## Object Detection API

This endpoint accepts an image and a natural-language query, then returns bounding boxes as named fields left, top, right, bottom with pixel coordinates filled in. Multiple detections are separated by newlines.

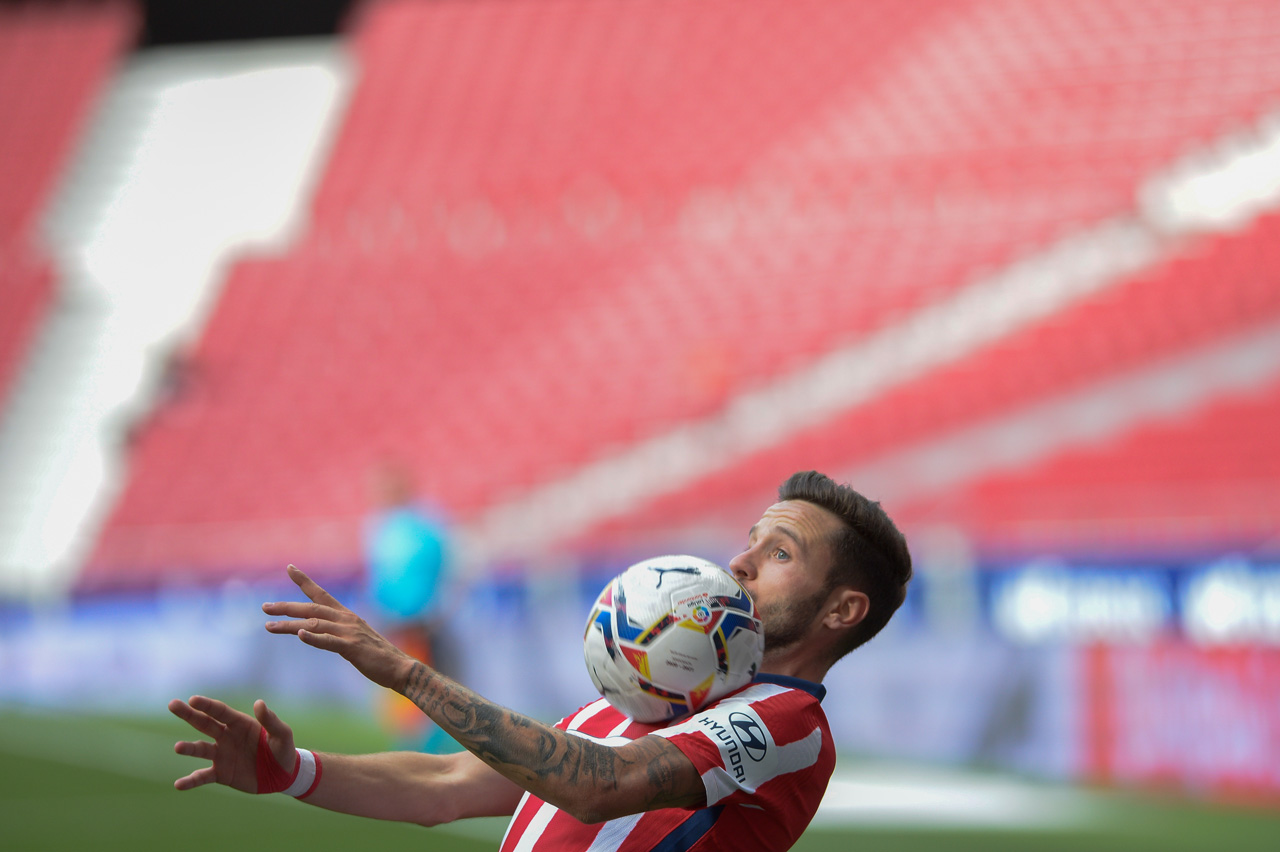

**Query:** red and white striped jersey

left=498, top=674, right=834, bottom=852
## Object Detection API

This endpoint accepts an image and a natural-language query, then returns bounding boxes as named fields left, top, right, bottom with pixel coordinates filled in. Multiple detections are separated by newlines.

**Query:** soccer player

left=170, top=470, right=912, bottom=851
left=362, top=459, right=457, bottom=752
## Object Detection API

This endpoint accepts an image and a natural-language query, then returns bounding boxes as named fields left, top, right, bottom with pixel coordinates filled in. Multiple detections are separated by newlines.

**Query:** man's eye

left=774, top=548, right=789, bottom=560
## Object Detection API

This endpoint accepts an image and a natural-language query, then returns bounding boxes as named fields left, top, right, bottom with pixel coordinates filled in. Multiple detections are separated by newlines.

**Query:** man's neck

left=760, top=652, right=829, bottom=684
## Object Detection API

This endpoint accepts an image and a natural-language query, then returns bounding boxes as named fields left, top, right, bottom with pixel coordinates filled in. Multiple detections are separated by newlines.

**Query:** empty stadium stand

left=83, top=0, right=1280, bottom=587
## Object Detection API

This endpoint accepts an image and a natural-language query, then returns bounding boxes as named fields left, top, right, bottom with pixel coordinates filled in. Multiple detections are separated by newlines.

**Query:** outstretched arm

left=264, top=565, right=707, bottom=824
left=169, top=694, right=523, bottom=826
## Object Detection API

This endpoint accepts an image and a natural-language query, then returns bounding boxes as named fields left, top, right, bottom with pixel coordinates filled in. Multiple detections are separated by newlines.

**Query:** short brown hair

left=778, top=470, right=912, bottom=658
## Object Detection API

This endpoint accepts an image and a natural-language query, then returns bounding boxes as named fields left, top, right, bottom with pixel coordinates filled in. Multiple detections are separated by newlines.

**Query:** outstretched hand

left=170, top=696, right=295, bottom=792
left=263, top=564, right=416, bottom=691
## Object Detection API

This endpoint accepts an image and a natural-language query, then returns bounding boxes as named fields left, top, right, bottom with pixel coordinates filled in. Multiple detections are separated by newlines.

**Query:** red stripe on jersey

left=499, top=793, right=541, bottom=852
left=567, top=699, right=667, bottom=740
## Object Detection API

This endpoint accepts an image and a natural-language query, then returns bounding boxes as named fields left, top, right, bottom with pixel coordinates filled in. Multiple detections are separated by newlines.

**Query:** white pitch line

left=814, top=762, right=1106, bottom=829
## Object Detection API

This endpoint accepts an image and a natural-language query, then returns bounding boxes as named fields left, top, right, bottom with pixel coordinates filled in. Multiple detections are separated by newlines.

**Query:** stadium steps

left=0, top=297, right=125, bottom=595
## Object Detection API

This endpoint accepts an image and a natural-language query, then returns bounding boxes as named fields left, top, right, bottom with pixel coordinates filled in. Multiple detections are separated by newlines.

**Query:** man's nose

left=728, top=549, right=756, bottom=582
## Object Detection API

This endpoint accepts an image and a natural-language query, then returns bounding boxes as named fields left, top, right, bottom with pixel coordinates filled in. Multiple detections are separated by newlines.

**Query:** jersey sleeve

left=650, top=684, right=828, bottom=806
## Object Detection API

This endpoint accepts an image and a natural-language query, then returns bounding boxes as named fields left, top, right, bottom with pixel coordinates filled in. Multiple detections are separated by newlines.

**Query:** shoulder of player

left=653, top=680, right=827, bottom=741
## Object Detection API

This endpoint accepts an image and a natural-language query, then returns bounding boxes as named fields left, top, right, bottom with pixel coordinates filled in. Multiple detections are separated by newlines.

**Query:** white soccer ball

left=583, top=554, right=764, bottom=722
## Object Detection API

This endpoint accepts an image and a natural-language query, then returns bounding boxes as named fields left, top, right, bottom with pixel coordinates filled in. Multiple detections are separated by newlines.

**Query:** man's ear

left=824, top=588, right=869, bottom=631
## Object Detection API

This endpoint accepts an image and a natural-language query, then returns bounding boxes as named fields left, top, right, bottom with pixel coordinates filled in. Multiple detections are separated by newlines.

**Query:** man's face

left=728, top=500, right=842, bottom=654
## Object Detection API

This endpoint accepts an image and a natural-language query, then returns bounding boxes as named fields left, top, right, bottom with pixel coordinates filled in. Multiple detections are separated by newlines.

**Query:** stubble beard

left=759, top=585, right=829, bottom=657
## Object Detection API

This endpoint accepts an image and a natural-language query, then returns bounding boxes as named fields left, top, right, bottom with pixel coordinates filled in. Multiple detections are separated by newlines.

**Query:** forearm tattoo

left=401, top=662, right=696, bottom=812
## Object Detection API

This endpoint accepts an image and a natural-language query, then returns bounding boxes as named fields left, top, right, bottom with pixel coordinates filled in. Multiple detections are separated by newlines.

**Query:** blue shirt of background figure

left=364, top=504, right=451, bottom=622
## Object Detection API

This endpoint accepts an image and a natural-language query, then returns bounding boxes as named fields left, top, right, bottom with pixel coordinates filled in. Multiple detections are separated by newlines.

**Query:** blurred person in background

left=169, top=471, right=912, bottom=852
left=363, top=459, right=457, bottom=752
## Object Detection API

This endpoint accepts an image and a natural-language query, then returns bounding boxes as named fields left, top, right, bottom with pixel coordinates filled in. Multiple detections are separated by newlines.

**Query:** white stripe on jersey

left=605, top=715, right=633, bottom=738
left=566, top=698, right=613, bottom=732
left=775, top=725, right=823, bottom=775
left=584, top=812, right=644, bottom=852
left=499, top=793, right=526, bottom=850
left=700, top=766, right=738, bottom=805
left=510, top=797, right=559, bottom=852
left=720, top=681, right=794, bottom=704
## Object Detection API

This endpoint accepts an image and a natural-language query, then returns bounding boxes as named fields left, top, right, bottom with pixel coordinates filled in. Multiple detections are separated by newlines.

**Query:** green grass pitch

left=2, top=705, right=1279, bottom=851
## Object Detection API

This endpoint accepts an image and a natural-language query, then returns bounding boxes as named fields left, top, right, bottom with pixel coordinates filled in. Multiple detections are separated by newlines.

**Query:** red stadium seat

left=84, top=0, right=1280, bottom=586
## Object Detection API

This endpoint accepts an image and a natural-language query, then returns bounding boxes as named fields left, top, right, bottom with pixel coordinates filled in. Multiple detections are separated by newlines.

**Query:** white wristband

left=283, top=748, right=317, bottom=797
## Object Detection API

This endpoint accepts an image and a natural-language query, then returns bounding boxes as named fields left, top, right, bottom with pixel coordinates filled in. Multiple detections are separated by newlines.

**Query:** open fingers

left=296, top=628, right=347, bottom=653
left=168, top=698, right=227, bottom=739
left=286, top=564, right=347, bottom=611
left=261, top=600, right=344, bottom=623
left=187, top=695, right=254, bottom=729
left=174, top=739, right=217, bottom=761
left=253, top=699, right=293, bottom=743
left=174, top=766, right=217, bottom=791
